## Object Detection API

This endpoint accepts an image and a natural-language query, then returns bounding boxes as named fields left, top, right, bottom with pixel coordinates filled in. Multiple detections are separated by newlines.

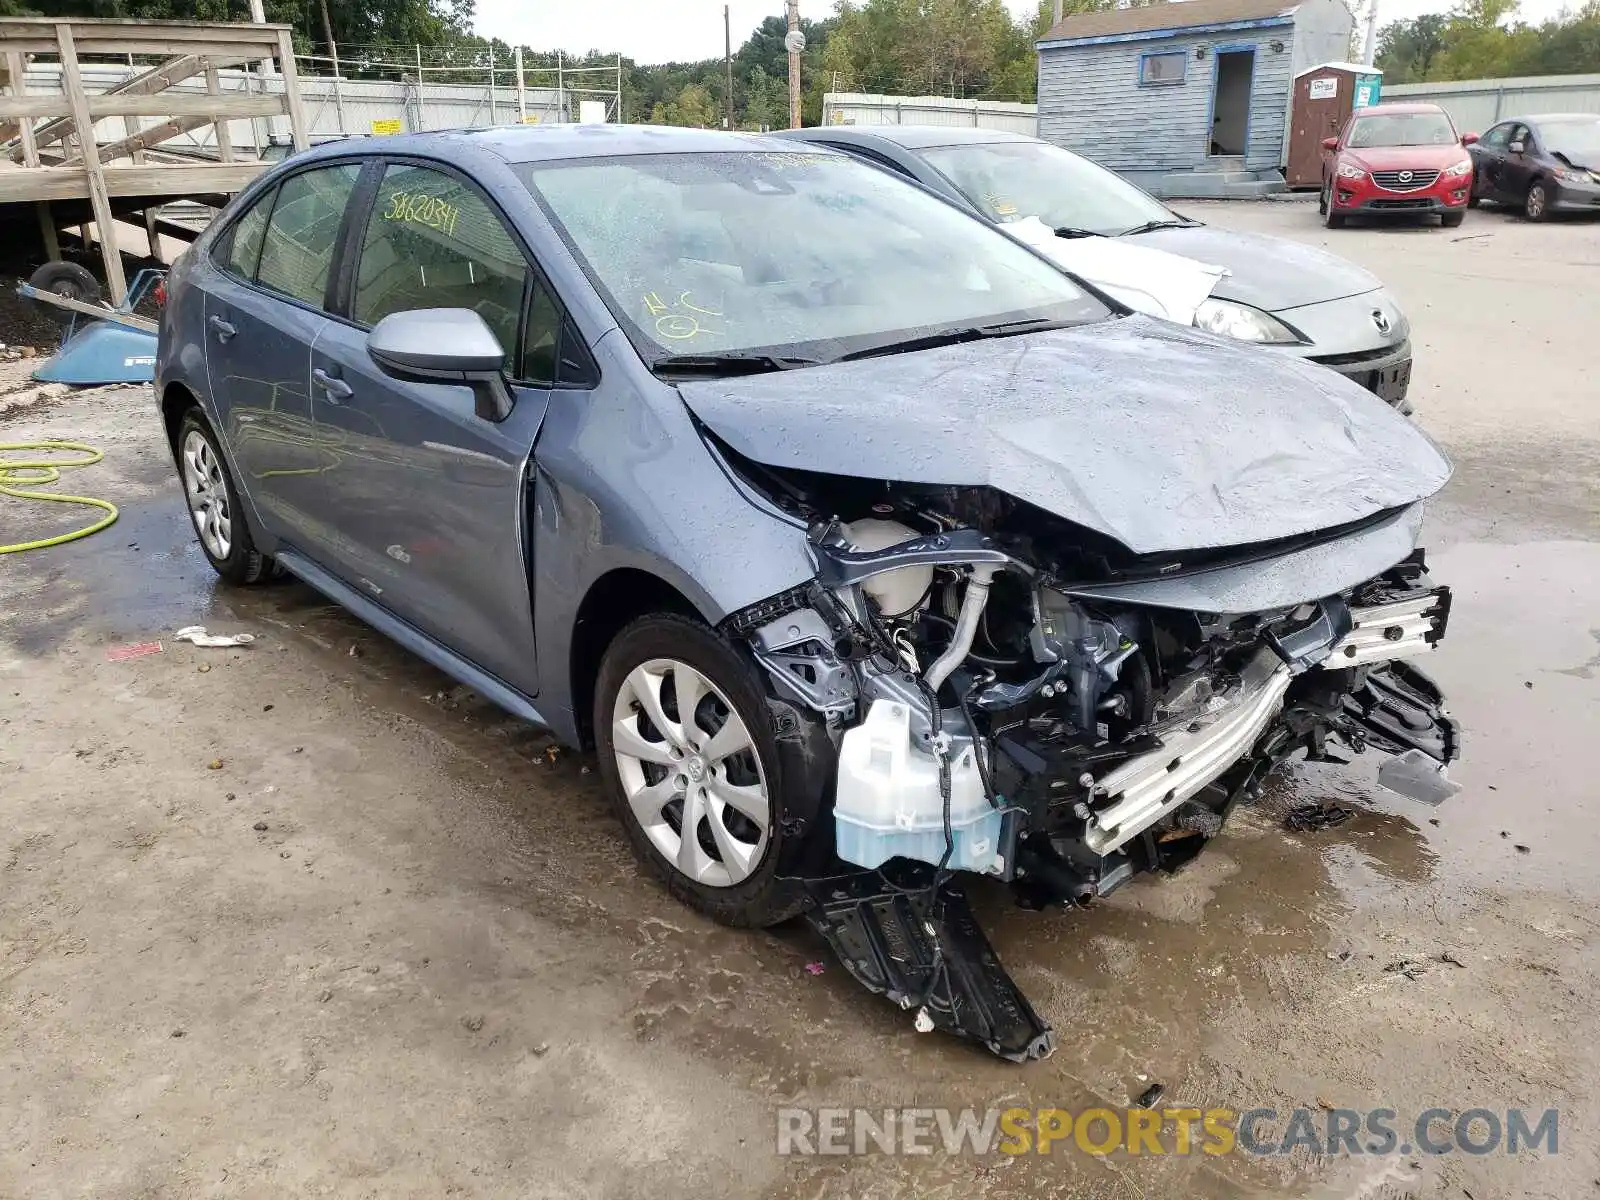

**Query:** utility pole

left=724, top=5, right=734, bottom=130
left=317, top=0, right=345, bottom=134
left=514, top=45, right=527, bottom=122
left=785, top=0, right=802, bottom=129
left=1361, top=0, right=1379, bottom=65
left=1053, top=0, right=1063, bottom=25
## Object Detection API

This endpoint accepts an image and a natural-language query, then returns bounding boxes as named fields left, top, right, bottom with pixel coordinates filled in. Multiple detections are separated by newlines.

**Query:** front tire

left=1524, top=180, right=1550, bottom=221
left=594, top=613, right=808, bottom=928
left=1441, top=211, right=1465, bottom=228
left=176, top=409, right=278, bottom=585
left=1321, top=180, right=1346, bottom=228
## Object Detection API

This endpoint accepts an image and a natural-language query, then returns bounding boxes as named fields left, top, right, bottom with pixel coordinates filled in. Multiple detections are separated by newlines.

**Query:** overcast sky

left=472, top=0, right=1577, bottom=65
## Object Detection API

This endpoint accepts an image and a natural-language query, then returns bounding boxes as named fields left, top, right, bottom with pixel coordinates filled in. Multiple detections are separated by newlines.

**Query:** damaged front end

left=724, top=473, right=1460, bottom=1063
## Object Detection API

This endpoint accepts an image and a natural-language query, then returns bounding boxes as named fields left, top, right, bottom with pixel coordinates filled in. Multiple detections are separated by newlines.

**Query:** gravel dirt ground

left=2, top=198, right=1597, bottom=1200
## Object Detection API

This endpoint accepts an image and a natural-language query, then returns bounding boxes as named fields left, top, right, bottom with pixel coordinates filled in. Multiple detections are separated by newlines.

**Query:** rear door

left=305, top=159, right=576, bottom=694
left=202, top=162, right=361, bottom=550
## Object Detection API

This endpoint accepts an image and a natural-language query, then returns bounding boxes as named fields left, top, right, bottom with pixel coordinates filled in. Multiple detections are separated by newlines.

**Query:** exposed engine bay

left=723, top=463, right=1460, bottom=1062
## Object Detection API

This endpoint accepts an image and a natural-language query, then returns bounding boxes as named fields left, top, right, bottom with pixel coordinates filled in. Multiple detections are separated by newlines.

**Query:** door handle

left=313, top=367, right=353, bottom=402
left=208, top=315, right=237, bottom=342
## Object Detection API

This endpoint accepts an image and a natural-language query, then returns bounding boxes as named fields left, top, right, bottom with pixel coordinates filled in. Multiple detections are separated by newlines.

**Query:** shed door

left=1287, top=68, right=1353, bottom=187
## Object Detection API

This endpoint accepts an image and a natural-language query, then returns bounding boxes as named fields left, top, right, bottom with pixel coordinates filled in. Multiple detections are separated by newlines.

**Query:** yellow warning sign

left=370, top=118, right=404, bottom=135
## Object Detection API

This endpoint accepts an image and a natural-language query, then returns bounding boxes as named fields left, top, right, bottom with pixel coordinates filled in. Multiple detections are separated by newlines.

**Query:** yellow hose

left=0, top=441, right=119, bottom=554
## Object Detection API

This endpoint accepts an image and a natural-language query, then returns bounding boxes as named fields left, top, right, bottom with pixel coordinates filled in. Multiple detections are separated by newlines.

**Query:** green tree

left=1375, top=13, right=1449, bottom=83
left=649, top=82, right=719, bottom=127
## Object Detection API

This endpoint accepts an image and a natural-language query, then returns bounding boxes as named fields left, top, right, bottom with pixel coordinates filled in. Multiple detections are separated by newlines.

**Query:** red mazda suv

left=1319, top=103, right=1479, bottom=229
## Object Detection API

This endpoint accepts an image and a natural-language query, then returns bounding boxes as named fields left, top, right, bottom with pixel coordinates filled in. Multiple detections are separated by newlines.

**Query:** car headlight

left=1193, top=298, right=1302, bottom=344
left=1444, top=160, right=1473, bottom=177
left=1554, top=167, right=1588, bottom=183
left=1337, top=162, right=1366, bottom=181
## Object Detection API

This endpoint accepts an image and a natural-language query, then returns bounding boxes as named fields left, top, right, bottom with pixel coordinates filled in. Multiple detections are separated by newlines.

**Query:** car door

left=305, top=159, right=575, bottom=695
left=203, top=162, right=360, bottom=549
left=1501, top=124, right=1536, bottom=199
left=1472, top=123, right=1510, bottom=199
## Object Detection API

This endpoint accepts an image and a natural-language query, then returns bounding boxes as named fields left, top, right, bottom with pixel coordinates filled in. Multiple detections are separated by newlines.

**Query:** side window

left=1508, top=124, right=1530, bottom=151
left=1481, top=124, right=1511, bottom=149
left=256, top=163, right=360, bottom=308
left=521, top=281, right=597, bottom=387
left=352, top=164, right=528, bottom=362
left=220, top=185, right=273, bottom=280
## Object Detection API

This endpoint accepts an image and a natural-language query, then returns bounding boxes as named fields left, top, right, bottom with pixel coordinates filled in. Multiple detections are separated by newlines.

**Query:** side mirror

left=367, top=307, right=513, bottom=423
left=1461, top=131, right=1480, bottom=146
left=1321, top=136, right=1339, bottom=151
left=1508, top=140, right=1525, bottom=154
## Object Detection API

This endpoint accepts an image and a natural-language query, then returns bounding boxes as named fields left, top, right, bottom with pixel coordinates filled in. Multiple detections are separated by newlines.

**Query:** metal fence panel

left=822, top=92, right=1039, bottom=134
left=1384, top=73, right=1600, bottom=132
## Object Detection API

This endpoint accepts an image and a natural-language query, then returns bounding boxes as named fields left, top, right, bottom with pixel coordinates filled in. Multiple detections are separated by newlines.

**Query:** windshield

left=1539, top=117, right=1600, bottom=164
left=916, top=139, right=1176, bottom=236
left=517, top=151, right=1109, bottom=363
left=1348, top=112, right=1459, bottom=148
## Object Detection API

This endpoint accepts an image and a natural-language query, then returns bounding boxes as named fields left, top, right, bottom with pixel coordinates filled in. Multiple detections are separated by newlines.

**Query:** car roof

left=784, top=124, right=1040, bottom=151
left=296, top=123, right=838, bottom=166
left=1353, top=103, right=1448, bottom=116
left=1522, top=112, right=1600, bottom=124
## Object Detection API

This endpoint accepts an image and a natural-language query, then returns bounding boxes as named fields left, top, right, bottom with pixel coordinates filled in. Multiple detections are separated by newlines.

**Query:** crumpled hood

left=1130, top=225, right=1382, bottom=312
left=678, top=316, right=1452, bottom=556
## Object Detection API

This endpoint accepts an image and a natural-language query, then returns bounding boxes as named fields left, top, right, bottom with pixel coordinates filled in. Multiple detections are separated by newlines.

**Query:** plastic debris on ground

left=174, top=625, right=256, bottom=648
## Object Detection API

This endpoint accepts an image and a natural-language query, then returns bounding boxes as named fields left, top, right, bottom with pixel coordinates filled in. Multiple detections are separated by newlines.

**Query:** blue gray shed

left=1036, top=0, right=1354, bottom=197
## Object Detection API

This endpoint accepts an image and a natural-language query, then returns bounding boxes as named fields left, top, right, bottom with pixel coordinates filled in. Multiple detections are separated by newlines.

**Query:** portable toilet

left=1286, top=63, right=1383, bottom=188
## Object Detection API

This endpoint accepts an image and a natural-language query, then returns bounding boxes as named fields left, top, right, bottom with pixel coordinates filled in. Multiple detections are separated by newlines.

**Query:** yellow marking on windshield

left=677, top=291, right=722, bottom=318
left=643, top=290, right=725, bottom=340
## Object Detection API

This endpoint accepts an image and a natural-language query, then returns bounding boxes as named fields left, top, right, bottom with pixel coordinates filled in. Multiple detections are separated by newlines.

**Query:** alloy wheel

left=1525, top=183, right=1547, bottom=220
left=181, top=428, right=232, bottom=560
left=610, top=657, right=770, bottom=888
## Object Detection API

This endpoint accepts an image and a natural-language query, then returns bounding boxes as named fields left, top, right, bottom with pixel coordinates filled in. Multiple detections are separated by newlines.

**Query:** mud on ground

left=2, top=204, right=1598, bottom=1199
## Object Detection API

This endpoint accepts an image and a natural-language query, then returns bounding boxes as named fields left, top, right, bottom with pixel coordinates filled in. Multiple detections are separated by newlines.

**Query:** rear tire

left=176, top=408, right=279, bottom=585
left=594, top=613, right=809, bottom=928
left=1523, top=180, right=1549, bottom=221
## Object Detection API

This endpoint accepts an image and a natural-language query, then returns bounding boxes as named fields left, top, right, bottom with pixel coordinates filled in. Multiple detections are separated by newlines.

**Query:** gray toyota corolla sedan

left=782, top=126, right=1415, bottom=411
left=156, top=125, right=1460, bottom=1060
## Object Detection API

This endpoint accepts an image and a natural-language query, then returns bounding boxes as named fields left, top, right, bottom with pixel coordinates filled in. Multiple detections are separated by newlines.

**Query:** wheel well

left=569, top=568, right=699, bottom=749
left=160, top=381, right=198, bottom=452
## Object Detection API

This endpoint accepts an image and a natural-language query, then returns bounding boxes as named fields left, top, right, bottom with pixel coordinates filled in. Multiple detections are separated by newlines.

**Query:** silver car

left=155, top=125, right=1459, bottom=1061
left=782, top=126, right=1416, bottom=411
